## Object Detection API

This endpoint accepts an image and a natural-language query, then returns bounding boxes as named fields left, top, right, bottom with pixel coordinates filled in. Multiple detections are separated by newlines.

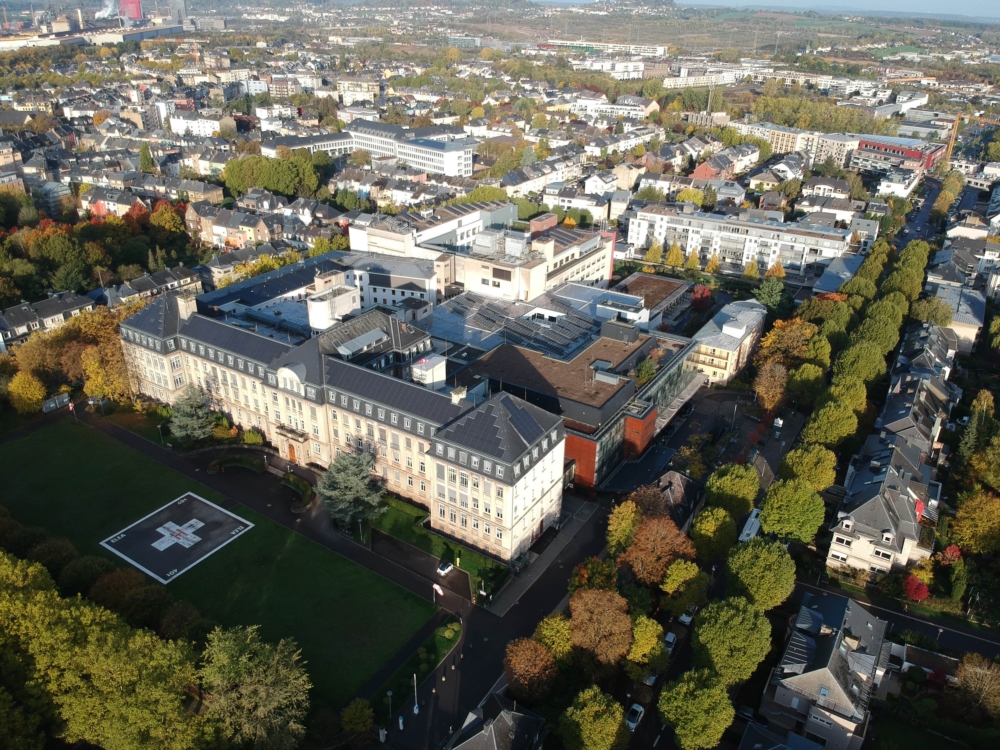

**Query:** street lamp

left=157, top=424, right=164, bottom=445
left=387, top=690, right=392, bottom=718
left=413, top=673, right=419, bottom=715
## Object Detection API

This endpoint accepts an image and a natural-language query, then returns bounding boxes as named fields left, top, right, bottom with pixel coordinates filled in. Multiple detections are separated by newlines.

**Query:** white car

left=679, top=605, right=699, bottom=626
left=641, top=671, right=659, bottom=687
left=625, top=703, right=644, bottom=732
left=664, top=630, right=677, bottom=654
left=436, top=561, right=454, bottom=576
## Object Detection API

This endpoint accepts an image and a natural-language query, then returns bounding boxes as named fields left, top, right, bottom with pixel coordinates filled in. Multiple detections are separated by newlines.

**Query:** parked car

left=678, top=605, right=699, bottom=626
left=437, top=561, right=454, bottom=576
left=641, top=670, right=660, bottom=687
left=625, top=703, right=645, bottom=732
left=664, top=630, right=678, bottom=654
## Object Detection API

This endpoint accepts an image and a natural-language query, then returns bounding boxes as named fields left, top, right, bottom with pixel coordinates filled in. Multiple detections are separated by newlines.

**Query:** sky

left=679, top=0, right=994, bottom=18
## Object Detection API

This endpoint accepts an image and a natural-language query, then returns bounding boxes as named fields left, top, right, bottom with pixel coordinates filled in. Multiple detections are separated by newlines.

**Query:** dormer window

left=842, top=521, right=852, bottom=530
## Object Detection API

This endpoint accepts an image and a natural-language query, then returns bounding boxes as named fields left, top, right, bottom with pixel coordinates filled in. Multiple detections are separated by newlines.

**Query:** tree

left=755, top=319, right=818, bottom=368
left=788, top=363, right=825, bottom=404
left=607, top=500, right=642, bottom=556
left=752, top=277, right=785, bottom=310
left=624, top=615, right=668, bottom=680
left=704, top=463, right=759, bottom=518
left=765, top=260, right=786, bottom=279
left=956, top=653, right=1000, bottom=713
left=692, top=597, right=771, bottom=685
left=660, top=559, right=709, bottom=617
left=199, top=626, right=311, bottom=750
left=779, top=445, right=836, bottom=491
left=93, top=109, right=112, bottom=126
left=675, top=188, right=704, bottom=207
left=850, top=315, right=899, bottom=356
left=625, top=485, right=670, bottom=517
left=7, top=372, right=45, bottom=414
left=348, top=149, right=371, bottom=167
left=568, top=588, right=633, bottom=666
left=340, top=698, right=374, bottom=735
left=57, top=555, right=114, bottom=597
left=821, top=376, right=867, bottom=415
left=635, top=357, right=657, bottom=384
left=971, top=389, right=995, bottom=420
left=664, top=241, right=685, bottom=268
left=950, top=490, right=1000, bottom=553
left=470, top=106, right=485, bottom=119
left=618, top=517, right=695, bottom=586
left=684, top=249, right=701, bottom=270
left=705, top=253, right=720, bottom=275
left=504, top=638, right=557, bottom=701
left=643, top=238, right=663, bottom=265
left=139, top=143, right=156, bottom=174
left=805, top=334, right=832, bottom=369
left=658, top=670, right=734, bottom=750
left=741, top=259, right=760, bottom=280
left=759, top=478, right=826, bottom=544
left=316, top=452, right=384, bottom=527
left=727, top=538, right=795, bottom=610
left=534, top=614, right=573, bottom=666
left=569, top=556, right=618, bottom=593
left=691, top=507, right=737, bottom=560
left=903, top=574, right=930, bottom=602
left=754, top=362, right=787, bottom=411
left=800, top=399, right=857, bottom=446
left=958, top=419, right=980, bottom=467
left=691, top=284, right=712, bottom=311
left=909, top=296, right=953, bottom=327
left=168, top=385, right=213, bottom=442
left=702, top=185, right=718, bottom=210
left=558, top=685, right=628, bottom=750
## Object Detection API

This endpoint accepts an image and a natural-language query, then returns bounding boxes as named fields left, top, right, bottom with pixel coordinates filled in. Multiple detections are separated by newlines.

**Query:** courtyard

left=0, top=419, right=437, bottom=708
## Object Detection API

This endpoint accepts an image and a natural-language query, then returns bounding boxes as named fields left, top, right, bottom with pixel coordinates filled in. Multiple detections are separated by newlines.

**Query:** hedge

left=207, top=455, right=266, bottom=474
left=283, top=472, right=315, bottom=512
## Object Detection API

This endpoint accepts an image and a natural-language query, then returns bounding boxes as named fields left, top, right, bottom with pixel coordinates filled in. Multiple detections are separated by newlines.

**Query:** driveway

left=371, top=529, right=472, bottom=600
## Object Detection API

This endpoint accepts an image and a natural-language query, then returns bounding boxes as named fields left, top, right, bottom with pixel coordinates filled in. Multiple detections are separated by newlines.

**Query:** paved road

left=898, top=179, right=940, bottom=244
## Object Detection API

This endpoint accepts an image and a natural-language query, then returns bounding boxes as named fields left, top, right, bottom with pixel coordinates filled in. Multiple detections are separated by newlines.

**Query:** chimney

left=177, top=295, right=197, bottom=321
left=76, top=8, right=83, bottom=28
left=450, top=386, right=467, bottom=405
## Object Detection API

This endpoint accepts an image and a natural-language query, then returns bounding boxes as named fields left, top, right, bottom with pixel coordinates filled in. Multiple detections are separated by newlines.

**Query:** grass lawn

left=102, top=407, right=169, bottom=446
left=0, top=420, right=436, bottom=708
left=372, top=496, right=508, bottom=595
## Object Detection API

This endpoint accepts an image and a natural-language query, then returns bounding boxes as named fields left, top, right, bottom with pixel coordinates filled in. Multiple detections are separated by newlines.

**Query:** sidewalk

left=488, top=494, right=599, bottom=616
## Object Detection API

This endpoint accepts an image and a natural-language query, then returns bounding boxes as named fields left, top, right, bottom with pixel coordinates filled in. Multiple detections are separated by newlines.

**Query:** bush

left=284, top=472, right=315, bottom=511
left=58, top=555, right=115, bottom=596
left=243, top=429, right=264, bottom=445
left=27, top=537, right=78, bottom=579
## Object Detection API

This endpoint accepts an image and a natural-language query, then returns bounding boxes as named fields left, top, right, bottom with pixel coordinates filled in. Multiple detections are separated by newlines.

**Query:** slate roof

left=775, top=592, right=888, bottom=722
left=180, top=314, right=295, bottom=364
left=451, top=694, right=545, bottom=750
left=434, top=392, right=561, bottom=463
left=321, top=356, right=468, bottom=425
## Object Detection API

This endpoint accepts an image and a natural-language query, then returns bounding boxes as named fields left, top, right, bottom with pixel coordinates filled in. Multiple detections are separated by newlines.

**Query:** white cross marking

left=152, top=519, right=205, bottom=551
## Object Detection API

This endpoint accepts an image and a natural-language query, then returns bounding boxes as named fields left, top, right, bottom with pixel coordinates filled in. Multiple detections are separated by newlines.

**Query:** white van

left=739, top=509, right=761, bottom=543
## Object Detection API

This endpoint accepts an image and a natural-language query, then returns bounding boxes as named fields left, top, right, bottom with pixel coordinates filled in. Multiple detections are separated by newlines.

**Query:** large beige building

left=120, top=296, right=565, bottom=561
left=682, top=300, right=768, bottom=385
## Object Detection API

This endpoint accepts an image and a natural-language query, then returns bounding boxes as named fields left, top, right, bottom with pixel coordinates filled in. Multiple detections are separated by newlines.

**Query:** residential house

left=1, top=292, right=95, bottom=349
left=682, top=300, right=767, bottom=385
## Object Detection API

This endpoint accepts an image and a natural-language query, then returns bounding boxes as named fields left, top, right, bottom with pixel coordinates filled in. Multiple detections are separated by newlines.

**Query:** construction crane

left=945, top=113, right=1000, bottom=164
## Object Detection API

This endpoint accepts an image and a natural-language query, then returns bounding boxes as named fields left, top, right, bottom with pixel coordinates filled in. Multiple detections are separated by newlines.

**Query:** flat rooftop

left=458, top=335, right=649, bottom=410
left=614, top=273, right=688, bottom=310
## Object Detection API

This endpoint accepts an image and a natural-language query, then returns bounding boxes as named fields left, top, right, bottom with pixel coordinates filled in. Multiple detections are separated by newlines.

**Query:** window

left=496, top=528, right=502, bottom=541
left=471, top=456, right=479, bottom=470
left=830, top=551, right=848, bottom=563
left=496, top=486, right=504, bottom=499
left=496, top=466, right=503, bottom=479
left=460, top=514, right=467, bottom=528
left=419, top=461, right=425, bottom=474
left=404, top=418, right=411, bottom=429
left=436, top=444, right=444, bottom=456
left=377, top=408, right=385, bottom=420
left=417, top=423, right=425, bottom=434
left=834, top=536, right=852, bottom=547
left=439, top=505, right=445, bottom=518
left=407, top=476, right=413, bottom=487
left=331, top=409, right=338, bottom=422
left=447, top=468, right=457, bottom=484
left=873, top=549, right=892, bottom=560
left=472, top=518, right=479, bottom=530
left=391, top=413, right=398, bottom=425
left=484, top=502, right=491, bottom=515
left=459, top=472, right=468, bottom=489
left=484, top=522, right=490, bottom=535
left=420, top=481, right=426, bottom=493
left=449, top=510, right=456, bottom=524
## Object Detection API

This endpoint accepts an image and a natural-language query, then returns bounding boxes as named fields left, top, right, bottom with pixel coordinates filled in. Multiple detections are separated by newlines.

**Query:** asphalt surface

left=896, top=178, right=939, bottom=244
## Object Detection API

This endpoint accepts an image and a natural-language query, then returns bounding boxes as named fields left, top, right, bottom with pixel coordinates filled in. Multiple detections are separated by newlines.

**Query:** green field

left=0, top=420, right=436, bottom=707
left=873, top=46, right=926, bottom=58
